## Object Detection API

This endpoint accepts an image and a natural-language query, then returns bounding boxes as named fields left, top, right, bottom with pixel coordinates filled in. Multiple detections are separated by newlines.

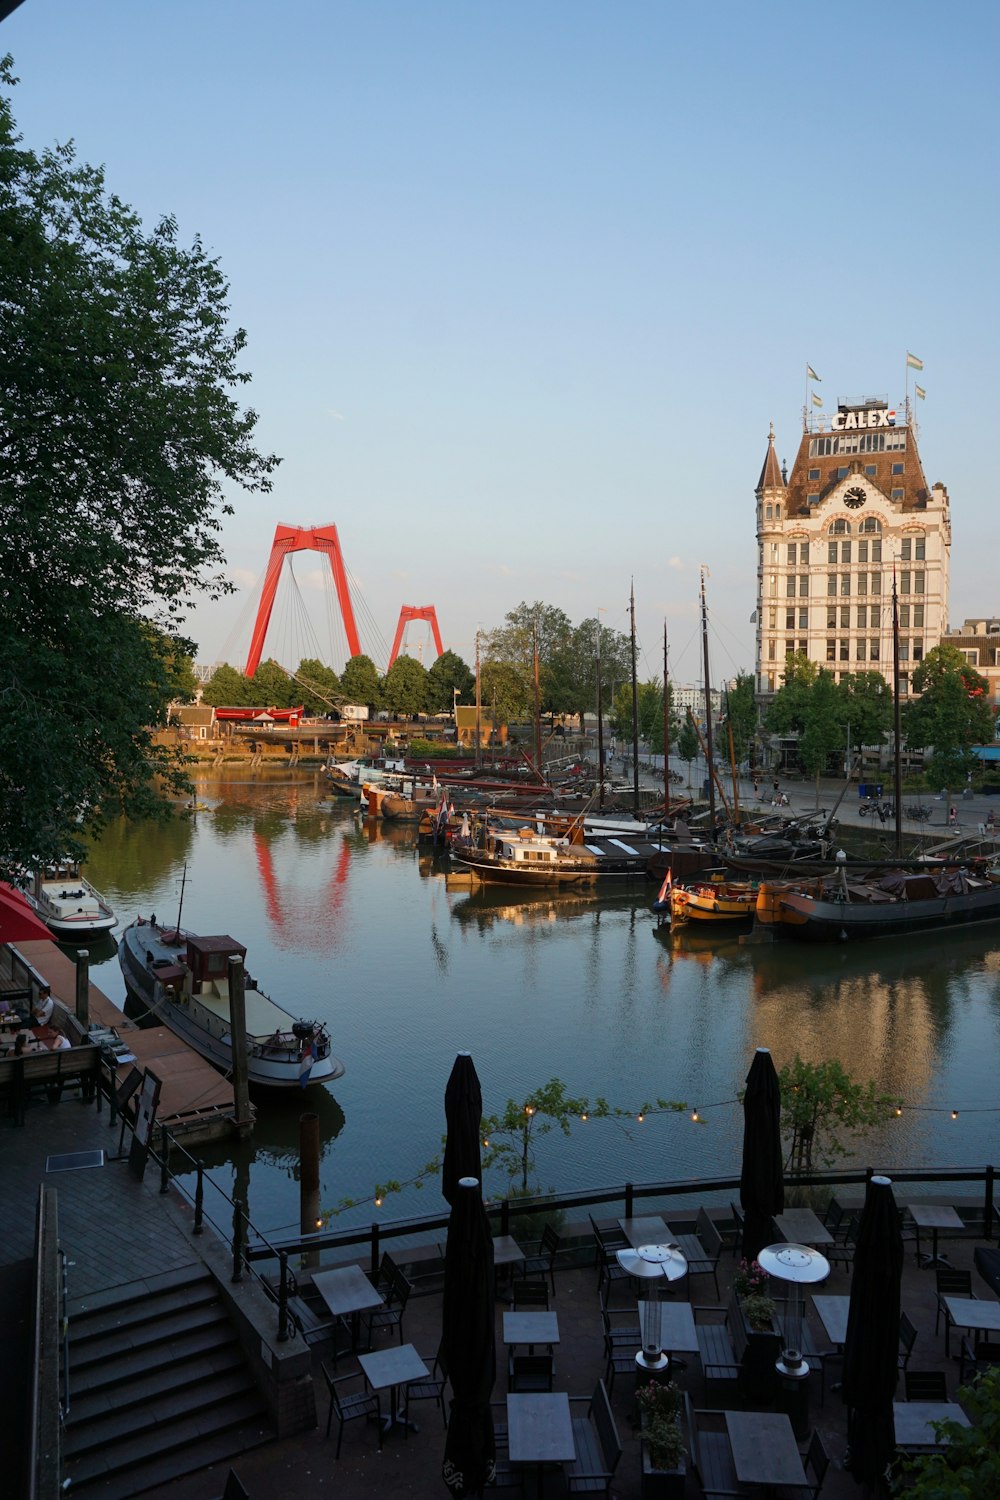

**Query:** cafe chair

left=491, top=1457, right=524, bottom=1493
left=404, top=1352, right=447, bottom=1430
left=934, top=1267, right=975, bottom=1356
left=363, top=1264, right=413, bottom=1347
left=827, top=1214, right=860, bottom=1272
left=898, top=1312, right=918, bottom=1371
left=781, top=1429, right=830, bottom=1500
left=959, top=1337, right=1000, bottom=1383
left=321, top=1364, right=382, bottom=1458
left=508, top=1351, right=554, bottom=1392
left=519, top=1222, right=560, bottom=1296
left=511, top=1274, right=550, bottom=1311
left=675, top=1207, right=724, bottom=1300
left=904, top=1370, right=949, bottom=1402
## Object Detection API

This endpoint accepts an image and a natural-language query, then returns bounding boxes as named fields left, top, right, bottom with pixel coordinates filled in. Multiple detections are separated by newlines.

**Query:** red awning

left=0, top=883, right=54, bottom=944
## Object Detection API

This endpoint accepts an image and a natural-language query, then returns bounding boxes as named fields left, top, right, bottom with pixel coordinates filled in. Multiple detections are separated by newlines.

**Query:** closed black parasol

left=443, top=1051, right=483, bottom=1207
left=842, top=1174, right=903, bottom=1494
left=740, top=1046, right=784, bottom=1264
left=440, top=1176, right=496, bottom=1498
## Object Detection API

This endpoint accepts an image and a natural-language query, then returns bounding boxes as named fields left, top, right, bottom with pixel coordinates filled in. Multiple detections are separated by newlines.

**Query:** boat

left=450, top=823, right=653, bottom=887
left=755, top=862, right=1000, bottom=942
left=669, top=873, right=759, bottom=925
left=25, top=861, right=117, bottom=941
left=118, top=919, right=345, bottom=1088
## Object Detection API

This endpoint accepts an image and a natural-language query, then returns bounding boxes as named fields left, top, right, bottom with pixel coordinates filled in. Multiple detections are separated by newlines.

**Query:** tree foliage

left=201, top=663, right=253, bottom=707
left=339, top=654, right=381, bottom=707
left=483, top=602, right=631, bottom=721
left=425, top=649, right=474, bottom=713
left=0, top=61, right=277, bottom=876
left=901, top=1366, right=1000, bottom=1498
left=903, top=644, right=995, bottom=786
left=292, top=658, right=341, bottom=714
left=777, top=1055, right=901, bottom=1173
left=381, top=654, right=428, bottom=715
left=725, top=672, right=758, bottom=766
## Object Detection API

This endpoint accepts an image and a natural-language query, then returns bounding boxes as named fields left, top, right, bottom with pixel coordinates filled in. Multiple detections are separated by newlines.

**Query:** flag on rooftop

left=915, top=384, right=926, bottom=400
left=906, top=352, right=924, bottom=370
left=806, top=364, right=821, bottom=381
left=811, top=392, right=823, bottom=407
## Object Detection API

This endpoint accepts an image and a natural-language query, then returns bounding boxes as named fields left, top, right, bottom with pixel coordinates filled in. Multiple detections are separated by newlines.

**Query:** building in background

left=942, top=619, right=1000, bottom=710
left=755, top=394, right=950, bottom=699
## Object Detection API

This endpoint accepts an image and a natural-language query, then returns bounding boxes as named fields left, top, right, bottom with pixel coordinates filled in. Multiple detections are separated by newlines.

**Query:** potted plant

left=730, top=1261, right=779, bottom=1401
left=637, top=1380, right=686, bottom=1500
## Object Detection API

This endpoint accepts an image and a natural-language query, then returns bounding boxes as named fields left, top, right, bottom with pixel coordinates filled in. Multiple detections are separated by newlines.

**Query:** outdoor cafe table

left=508, top=1391, right=575, bottom=1493
left=493, top=1234, right=525, bottom=1300
left=773, top=1207, right=834, bottom=1247
left=893, top=1400, right=971, bottom=1452
left=503, top=1310, right=559, bottom=1351
left=358, top=1343, right=429, bottom=1434
left=941, top=1294, right=1000, bottom=1356
left=812, top=1293, right=850, bottom=1350
left=909, top=1204, right=964, bottom=1268
left=619, top=1215, right=675, bottom=1248
left=637, top=1299, right=699, bottom=1357
left=312, top=1264, right=384, bottom=1348
left=725, top=1410, right=808, bottom=1489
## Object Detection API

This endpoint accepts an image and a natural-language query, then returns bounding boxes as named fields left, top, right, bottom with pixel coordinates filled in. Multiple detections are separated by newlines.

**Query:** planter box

left=641, top=1440, right=686, bottom=1500
left=728, top=1292, right=781, bottom=1403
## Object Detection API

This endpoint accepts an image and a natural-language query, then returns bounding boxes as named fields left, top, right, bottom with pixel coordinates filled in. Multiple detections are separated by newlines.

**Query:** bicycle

left=905, top=804, right=932, bottom=822
left=858, top=800, right=895, bottom=821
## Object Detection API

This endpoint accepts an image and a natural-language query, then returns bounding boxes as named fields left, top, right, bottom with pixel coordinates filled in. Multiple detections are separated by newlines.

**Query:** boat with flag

left=118, top=919, right=344, bottom=1089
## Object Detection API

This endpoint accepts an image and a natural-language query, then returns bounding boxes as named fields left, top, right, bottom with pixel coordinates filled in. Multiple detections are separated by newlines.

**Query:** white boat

left=27, top=861, right=117, bottom=941
left=118, top=920, right=345, bottom=1089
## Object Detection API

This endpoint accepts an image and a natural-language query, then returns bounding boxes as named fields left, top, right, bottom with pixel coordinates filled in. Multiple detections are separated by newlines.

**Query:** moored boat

left=756, top=862, right=1000, bottom=942
left=26, top=861, right=117, bottom=941
left=450, top=824, right=652, bottom=887
left=670, top=874, right=759, bottom=925
left=118, top=920, right=345, bottom=1088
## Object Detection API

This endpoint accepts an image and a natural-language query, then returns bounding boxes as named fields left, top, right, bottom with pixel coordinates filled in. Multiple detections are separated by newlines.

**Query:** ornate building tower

left=754, top=395, right=950, bottom=698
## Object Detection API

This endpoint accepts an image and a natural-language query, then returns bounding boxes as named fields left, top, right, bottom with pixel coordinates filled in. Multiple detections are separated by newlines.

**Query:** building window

left=858, top=540, right=869, bottom=564
left=857, top=572, right=868, bottom=595
left=914, top=571, right=924, bottom=594
left=892, top=488, right=904, bottom=501
left=901, top=538, right=911, bottom=561
left=808, top=493, right=819, bottom=506
left=828, top=541, right=837, bottom=564
left=856, top=639, right=867, bottom=660
left=786, top=608, right=795, bottom=629
left=892, top=462, right=904, bottom=475
left=870, top=572, right=881, bottom=594
left=840, top=606, right=849, bottom=628
left=826, top=639, right=836, bottom=662
left=787, top=575, right=797, bottom=596
left=800, top=542, right=809, bottom=564
left=841, top=573, right=851, bottom=596
left=859, top=516, right=881, bottom=533
left=899, top=604, right=910, bottom=627
left=871, top=540, right=882, bottom=563
left=829, top=518, right=851, bottom=535
left=865, top=465, right=876, bottom=476
left=798, top=609, right=808, bottom=629
left=870, top=638, right=880, bottom=661
left=808, top=468, right=820, bottom=480
left=914, top=536, right=925, bottom=560
left=798, top=639, right=808, bottom=654
left=838, top=466, right=849, bottom=478
left=827, top=573, right=837, bottom=596
left=840, top=638, right=850, bottom=661
left=799, top=574, right=809, bottom=597
left=913, top=604, right=924, bottom=627
left=857, top=604, right=868, bottom=628
left=775, top=504, right=781, bottom=517
left=899, top=673, right=909, bottom=694
left=913, top=641, right=923, bottom=661
left=765, top=505, right=773, bottom=518
left=769, top=608, right=777, bottom=628
left=841, top=540, right=851, bottom=563
left=901, top=571, right=910, bottom=594
left=899, top=640, right=909, bottom=661
left=785, top=639, right=795, bottom=657
left=964, top=650, right=979, bottom=666
left=768, top=640, right=776, bottom=660
left=787, top=543, right=797, bottom=565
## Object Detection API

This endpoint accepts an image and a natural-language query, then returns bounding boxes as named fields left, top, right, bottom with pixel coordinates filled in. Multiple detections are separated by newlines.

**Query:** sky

left=5, top=1, right=999, bottom=689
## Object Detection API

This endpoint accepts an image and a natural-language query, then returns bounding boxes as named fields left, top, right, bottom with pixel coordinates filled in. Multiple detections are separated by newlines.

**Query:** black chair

left=898, top=1311, right=918, bottom=1371
left=828, top=1213, right=860, bottom=1271
left=935, top=1266, right=975, bottom=1356
left=904, top=1369, right=949, bottom=1402
left=959, top=1337, right=1000, bottom=1383
left=403, top=1352, right=447, bottom=1431
left=675, top=1207, right=723, bottom=1300
left=796, top=1428, right=831, bottom=1499
left=511, top=1274, right=550, bottom=1311
left=508, top=1352, right=554, bottom=1392
left=728, top=1200, right=745, bottom=1257
left=321, top=1363, right=382, bottom=1458
left=520, top=1222, right=560, bottom=1296
left=363, top=1264, right=412, bottom=1347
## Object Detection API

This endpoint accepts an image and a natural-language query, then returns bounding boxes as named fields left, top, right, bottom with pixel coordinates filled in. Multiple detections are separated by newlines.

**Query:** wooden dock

left=13, top=939, right=242, bottom=1144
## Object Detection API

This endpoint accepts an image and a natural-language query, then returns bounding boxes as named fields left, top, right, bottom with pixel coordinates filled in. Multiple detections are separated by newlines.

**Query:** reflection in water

left=84, top=769, right=1000, bottom=1239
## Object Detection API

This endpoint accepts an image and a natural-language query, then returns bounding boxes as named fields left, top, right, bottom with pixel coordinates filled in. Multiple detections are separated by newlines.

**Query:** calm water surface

left=82, top=769, right=1000, bottom=1241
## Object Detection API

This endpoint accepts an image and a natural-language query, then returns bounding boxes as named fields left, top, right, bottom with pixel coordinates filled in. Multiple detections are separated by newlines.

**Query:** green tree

left=676, top=715, right=700, bottom=788
left=425, top=649, right=475, bottom=714
left=202, top=663, right=252, bottom=707
left=725, top=671, right=758, bottom=767
left=797, top=670, right=845, bottom=791
left=902, top=1366, right=1000, bottom=1498
left=484, top=601, right=574, bottom=717
left=248, top=659, right=297, bottom=708
left=481, top=658, right=530, bottom=726
left=570, top=617, right=632, bottom=721
left=293, top=658, right=341, bottom=715
left=776, top=1056, right=901, bottom=1174
left=339, top=654, right=381, bottom=707
left=381, top=655, right=428, bottom=716
left=903, top=644, right=995, bottom=787
left=482, top=1077, right=590, bottom=1195
left=840, top=670, right=891, bottom=758
left=764, top=651, right=818, bottom=737
left=0, top=62, right=276, bottom=876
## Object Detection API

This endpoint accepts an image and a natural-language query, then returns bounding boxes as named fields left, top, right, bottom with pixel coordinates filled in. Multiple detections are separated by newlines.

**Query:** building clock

left=844, top=486, right=866, bottom=510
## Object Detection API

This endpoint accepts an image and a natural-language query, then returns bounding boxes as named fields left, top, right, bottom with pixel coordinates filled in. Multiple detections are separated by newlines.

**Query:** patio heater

left=758, top=1241, right=830, bottom=1437
left=616, top=1242, right=687, bottom=1374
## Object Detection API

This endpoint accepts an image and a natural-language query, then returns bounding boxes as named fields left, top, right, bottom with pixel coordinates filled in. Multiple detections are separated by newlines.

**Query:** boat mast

left=700, top=569, right=717, bottom=832
left=173, top=861, right=188, bottom=941
left=532, top=622, right=543, bottom=775
left=630, top=581, right=640, bottom=818
left=596, top=617, right=605, bottom=810
left=475, top=629, right=482, bottom=769
left=663, top=620, right=670, bottom=819
left=892, top=567, right=903, bottom=857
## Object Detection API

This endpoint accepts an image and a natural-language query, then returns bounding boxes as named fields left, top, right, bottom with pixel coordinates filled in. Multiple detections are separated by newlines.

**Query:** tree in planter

left=637, top=1381, right=685, bottom=1473
left=777, top=1056, right=901, bottom=1174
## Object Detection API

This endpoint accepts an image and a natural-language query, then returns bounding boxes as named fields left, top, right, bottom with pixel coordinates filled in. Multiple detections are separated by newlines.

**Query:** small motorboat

left=669, top=873, right=759, bottom=925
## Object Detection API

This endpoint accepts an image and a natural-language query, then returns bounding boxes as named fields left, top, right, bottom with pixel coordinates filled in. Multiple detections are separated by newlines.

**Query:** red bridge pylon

left=388, top=605, right=444, bottom=669
left=245, top=524, right=361, bottom=677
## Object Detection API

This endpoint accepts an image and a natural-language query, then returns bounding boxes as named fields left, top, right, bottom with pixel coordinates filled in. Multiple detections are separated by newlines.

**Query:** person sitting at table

left=48, top=1031, right=72, bottom=1051
left=32, top=986, right=54, bottom=1026
left=14, top=1030, right=41, bottom=1056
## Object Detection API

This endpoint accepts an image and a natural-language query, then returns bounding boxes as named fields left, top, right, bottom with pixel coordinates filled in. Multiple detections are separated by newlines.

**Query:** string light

left=691, top=1108, right=700, bottom=1123
left=951, top=1110, right=958, bottom=1121
left=637, top=1113, right=644, bottom=1123
left=374, top=1195, right=383, bottom=1207
left=580, top=1113, right=588, bottom=1122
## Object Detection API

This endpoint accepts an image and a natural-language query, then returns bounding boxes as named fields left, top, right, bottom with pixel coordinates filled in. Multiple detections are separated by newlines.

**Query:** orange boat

left=669, top=874, right=759, bottom=925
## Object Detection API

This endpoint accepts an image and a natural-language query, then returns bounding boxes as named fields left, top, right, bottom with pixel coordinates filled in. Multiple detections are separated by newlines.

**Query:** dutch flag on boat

left=298, top=1042, right=316, bottom=1088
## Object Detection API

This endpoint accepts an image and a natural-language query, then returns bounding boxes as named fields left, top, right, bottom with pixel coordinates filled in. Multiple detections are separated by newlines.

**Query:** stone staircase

left=62, top=1263, right=274, bottom=1499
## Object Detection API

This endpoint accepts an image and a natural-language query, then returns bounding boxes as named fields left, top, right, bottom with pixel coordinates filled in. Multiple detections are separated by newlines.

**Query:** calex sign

left=831, top=405, right=896, bottom=430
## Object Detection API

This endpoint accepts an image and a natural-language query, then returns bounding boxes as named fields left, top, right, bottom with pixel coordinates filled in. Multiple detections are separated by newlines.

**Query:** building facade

left=755, top=395, right=950, bottom=699
left=941, top=618, right=1000, bottom=709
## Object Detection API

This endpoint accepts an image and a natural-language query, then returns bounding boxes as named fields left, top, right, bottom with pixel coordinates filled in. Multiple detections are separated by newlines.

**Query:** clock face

left=844, top=486, right=866, bottom=510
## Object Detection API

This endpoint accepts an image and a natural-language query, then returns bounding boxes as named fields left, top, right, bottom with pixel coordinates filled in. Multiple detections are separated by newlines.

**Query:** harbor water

left=81, top=768, right=1000, bottom=1244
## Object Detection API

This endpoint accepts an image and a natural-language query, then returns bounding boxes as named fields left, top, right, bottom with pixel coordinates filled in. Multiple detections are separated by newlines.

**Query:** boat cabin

left=491, top=831, right=573, bottom=865
left=185, top=935, right=247, bottom=997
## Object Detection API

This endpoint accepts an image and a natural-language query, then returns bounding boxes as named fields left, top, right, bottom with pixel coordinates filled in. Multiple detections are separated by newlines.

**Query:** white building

left=755, top=395, right=950, bottom=698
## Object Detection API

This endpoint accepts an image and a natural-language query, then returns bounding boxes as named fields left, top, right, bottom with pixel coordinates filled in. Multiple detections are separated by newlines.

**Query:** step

left=64, top=1415, right=274, bottom=1500
left=64, top=1368, right=259, bottom=1458
left=71, top=1278, right=220, bottom=1343
left=64, top=1389, right=270, bottom=1488
left=68, top=1340, right=245, bottom=1421
left=71, top=1319, right=240, bottom=1392
left=67, top=1263, right=210, bottom=1321
left=71, top=1302, right=231, bottom=1370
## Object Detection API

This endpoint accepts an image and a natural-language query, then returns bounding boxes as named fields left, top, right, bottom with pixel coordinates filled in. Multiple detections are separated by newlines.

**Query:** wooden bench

left=694, top=1305, right=740, bottom=1398
left=0, top=1044, right=104, bottom=1125
left=566, top=1379, right=621, bottom=1496
left=687, top=1406, right=741, bottom=1500
left=674, top=1207, right=724, bottom=1299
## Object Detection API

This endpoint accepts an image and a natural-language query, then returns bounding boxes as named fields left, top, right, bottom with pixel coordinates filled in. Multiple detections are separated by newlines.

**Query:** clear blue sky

left=6, top=1, right=998, bottom=687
